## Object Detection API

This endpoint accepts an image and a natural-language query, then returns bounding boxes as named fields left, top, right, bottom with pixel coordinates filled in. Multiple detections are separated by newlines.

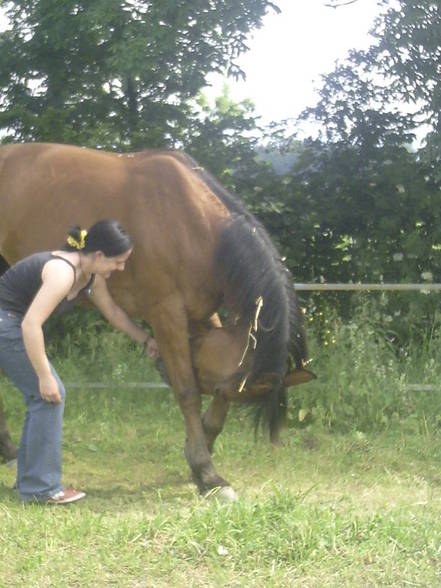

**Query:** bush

left=288, top=296, right=441, bottom=433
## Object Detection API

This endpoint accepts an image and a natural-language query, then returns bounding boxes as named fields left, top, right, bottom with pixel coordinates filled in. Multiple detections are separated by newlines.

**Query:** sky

left=0, top=0, right=383, bottom=127
left=205, top=0, right=383, bottom=127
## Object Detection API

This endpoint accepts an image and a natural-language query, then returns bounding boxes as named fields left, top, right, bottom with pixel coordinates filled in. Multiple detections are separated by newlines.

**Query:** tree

left=293, top=0, right=441, bottom=283
left=301, top=1, right=441, bottom=164
left=182, top=87, right=265, bottom=185
left=0, top=0, right=279, bottom=149
left=181, top=84, right=441, bottom=293
left=368, top=1, right=441, bottom=173
left=323, top=0, right=360, bottom=7
left=280, top=0, right=441, bottom=331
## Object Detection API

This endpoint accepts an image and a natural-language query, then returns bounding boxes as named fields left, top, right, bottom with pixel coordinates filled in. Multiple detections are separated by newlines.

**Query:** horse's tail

left=214, top=213, right=308, bottom=438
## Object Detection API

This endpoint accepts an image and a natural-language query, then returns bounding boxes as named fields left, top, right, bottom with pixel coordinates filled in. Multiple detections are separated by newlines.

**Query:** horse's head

left=192, top=324, right=316, bottom=401
left=192, top=325, right=251, bottom=399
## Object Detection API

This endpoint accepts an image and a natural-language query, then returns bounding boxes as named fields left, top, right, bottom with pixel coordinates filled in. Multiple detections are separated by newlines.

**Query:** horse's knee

left=175, top=387, right=201, bottom=413
left=203, top=418, right=224, bottom=438
left=202, top=396, right=230, bottom=439
left=202, top=413, right=226, bottom=448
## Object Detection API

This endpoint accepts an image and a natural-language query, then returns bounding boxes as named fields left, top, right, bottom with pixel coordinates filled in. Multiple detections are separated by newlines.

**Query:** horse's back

left=0, top=143, right=230, bottom=320
left=0, top=142, right=229, bottom=250
left=0, top=143, right=126, bottom=250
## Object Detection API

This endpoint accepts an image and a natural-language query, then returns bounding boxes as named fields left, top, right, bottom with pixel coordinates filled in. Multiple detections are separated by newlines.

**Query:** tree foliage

left=301, top=1, right=441, bottom=161
left=2, top=0, right=441, bottom=337
left=0, top=0, right=279, bottom=148
left=261, top=0, right=441, bottom=331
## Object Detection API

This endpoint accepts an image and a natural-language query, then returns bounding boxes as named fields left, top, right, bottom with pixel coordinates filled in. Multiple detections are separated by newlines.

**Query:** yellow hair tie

left=67, top=229, right=88, bottom=250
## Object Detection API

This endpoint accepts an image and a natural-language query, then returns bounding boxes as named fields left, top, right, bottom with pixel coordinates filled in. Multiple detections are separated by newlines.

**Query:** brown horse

left=0, top=142, right=314, bottom=499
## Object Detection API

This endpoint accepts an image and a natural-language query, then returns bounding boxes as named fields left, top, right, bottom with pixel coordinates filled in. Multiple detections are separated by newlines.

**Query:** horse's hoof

left=205, top=486, right=238, bottom=502
left=218, top=486, right=238, bottom=502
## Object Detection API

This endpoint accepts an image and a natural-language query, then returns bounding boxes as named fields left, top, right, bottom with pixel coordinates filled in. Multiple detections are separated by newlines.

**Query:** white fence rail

left=3, top=283, right=438, bottom=393
left=295, top=283, right=441, bottom=291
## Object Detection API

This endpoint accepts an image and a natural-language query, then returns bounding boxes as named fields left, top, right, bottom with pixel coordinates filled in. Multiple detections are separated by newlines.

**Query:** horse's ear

left=284, top=368, right=316, bottom=387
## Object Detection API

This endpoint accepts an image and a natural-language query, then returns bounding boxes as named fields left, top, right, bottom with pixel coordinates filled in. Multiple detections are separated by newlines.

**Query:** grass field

left=1, top=308, right=441, bottom=587
left=1, top=382, right=441, bottom=587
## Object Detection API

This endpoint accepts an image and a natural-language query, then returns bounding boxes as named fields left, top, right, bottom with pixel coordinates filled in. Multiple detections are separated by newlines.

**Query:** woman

left=0, top=220, right=158, bottom=504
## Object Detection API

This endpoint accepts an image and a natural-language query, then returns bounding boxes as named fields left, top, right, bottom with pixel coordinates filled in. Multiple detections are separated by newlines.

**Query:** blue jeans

left=0, top=308, right=65, bottom=502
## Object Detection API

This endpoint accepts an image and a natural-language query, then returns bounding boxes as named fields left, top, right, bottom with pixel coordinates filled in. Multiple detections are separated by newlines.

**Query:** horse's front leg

left=182, top=393, right=234, bottom=496
left=152, top=303, right=237, bottom=500
left=0, top=376, right=17, bottom=463
left=189, top=315, right=232, bottom=455
left=202, top=393, right=231, bottom=455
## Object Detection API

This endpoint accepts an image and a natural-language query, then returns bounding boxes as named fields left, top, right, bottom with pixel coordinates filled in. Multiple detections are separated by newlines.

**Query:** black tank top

left=0, top=252, right=94, bottom=317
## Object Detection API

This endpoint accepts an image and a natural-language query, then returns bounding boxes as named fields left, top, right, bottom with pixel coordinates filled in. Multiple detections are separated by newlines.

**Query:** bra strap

left=50, top=254, right=77, bottom=281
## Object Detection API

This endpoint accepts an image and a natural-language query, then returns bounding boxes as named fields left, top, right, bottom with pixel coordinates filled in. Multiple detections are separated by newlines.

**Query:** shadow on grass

left=75, top=472, right=197, bottom=510
left=0, top=476, right=196, bottom=511
left=0, top=483, right=15, bottom=503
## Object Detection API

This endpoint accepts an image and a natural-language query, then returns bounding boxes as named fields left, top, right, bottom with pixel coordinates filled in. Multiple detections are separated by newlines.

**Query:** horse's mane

left=170, top=151, right=308, bottom=364
left=171, top=151, right=308, bottom=435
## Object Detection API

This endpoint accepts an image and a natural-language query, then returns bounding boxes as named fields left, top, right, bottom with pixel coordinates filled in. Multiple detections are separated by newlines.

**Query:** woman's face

left=93, top=248, right=133, bottom=279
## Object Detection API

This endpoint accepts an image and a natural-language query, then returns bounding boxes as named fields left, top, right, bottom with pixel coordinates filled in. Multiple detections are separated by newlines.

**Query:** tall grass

left=6, top=299, right=441, bottom=435
left=1, top=303, right=441, bottom=586
left=291, top=295, right=441, bottom=433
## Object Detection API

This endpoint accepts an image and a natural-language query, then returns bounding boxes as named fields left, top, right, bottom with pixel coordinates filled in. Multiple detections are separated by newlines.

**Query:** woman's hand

left=39, top=373, right=62, bottom=404
left=144, top=336, right=160, bottom=359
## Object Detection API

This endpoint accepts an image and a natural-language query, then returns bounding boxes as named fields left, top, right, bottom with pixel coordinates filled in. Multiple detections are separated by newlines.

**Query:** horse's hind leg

left=0, top=255, right=9, bottom=277
left=0, top=376, right=17, bottom=464
left=0, top=260, right=16, bottom=462
left=202, top=394, right=231, bottom=455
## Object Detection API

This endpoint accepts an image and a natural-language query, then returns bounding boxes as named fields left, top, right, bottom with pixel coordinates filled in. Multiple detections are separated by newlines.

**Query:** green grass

left=1, top=385, right=441, bottom=587
left=1, top=307, right=441, bottom=586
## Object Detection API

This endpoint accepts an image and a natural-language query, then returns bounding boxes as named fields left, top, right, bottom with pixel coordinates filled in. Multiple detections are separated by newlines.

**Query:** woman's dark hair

left=64, top=219, right=133, bottom=257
